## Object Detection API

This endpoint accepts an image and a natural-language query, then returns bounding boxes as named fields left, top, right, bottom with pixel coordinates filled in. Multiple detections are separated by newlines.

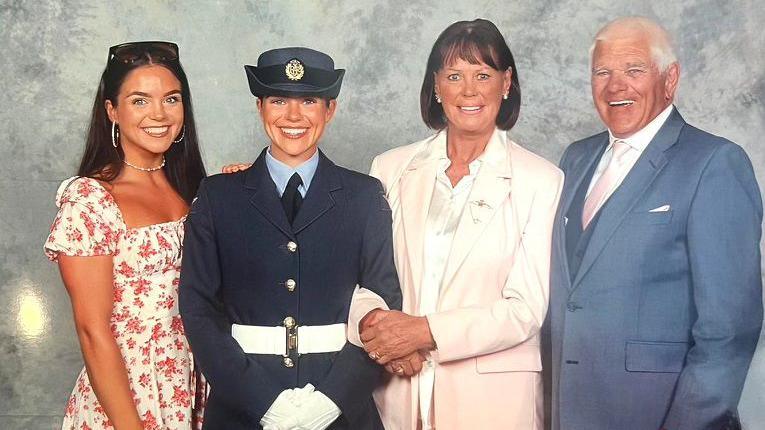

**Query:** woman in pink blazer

left=350, top=19, right=563, bottom=429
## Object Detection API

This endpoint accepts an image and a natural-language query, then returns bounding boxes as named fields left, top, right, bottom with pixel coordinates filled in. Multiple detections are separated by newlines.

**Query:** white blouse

left=419, top=152, right=482, bottom=429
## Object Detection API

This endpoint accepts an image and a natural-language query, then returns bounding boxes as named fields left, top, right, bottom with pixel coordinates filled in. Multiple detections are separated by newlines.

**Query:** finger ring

left=369, top=351, right=380, bottom=360
left=395, top=366, right=404, bottom=374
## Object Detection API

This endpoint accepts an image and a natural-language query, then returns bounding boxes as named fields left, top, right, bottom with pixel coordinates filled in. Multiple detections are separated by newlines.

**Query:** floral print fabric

left=44, top=177, right=202, bottom=429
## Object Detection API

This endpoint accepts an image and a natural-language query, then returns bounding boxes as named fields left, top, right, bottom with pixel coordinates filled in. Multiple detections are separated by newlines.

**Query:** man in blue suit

left=179, top=47, right=401, bottom=429
left=547, top=17, right=763, bottom=430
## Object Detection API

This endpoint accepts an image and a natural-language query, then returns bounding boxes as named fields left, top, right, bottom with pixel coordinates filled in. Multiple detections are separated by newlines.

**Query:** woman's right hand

left=221, top=163, right=252, bottom=174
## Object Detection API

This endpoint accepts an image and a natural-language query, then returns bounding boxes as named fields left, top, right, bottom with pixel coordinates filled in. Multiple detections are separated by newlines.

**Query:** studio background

left=1, top=1, right=763, bottom=428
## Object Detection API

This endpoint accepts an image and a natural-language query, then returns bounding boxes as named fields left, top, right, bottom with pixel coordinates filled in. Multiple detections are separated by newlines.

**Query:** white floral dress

left=44, top=176, right=204, bottom=430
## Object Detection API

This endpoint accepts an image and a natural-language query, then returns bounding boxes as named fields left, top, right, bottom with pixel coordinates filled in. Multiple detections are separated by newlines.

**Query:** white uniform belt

left=231, top=323, right=347, bottom=355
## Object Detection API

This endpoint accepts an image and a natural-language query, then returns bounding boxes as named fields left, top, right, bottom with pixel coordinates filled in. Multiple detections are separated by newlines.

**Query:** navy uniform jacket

left=179, top=149, right=402, bottom=429
left=548, top=109, right=763, bottom=429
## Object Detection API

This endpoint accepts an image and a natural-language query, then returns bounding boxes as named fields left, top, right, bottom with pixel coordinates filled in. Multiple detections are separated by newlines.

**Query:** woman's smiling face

left=257, top=96, right=337, bottom=167
left=106, top=65, right=184, bottom=156
left=434, top=56, right=511, bottom=135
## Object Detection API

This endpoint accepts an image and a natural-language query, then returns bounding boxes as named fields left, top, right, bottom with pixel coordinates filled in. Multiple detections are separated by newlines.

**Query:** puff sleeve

left=44, top=176, right=124, bottom=261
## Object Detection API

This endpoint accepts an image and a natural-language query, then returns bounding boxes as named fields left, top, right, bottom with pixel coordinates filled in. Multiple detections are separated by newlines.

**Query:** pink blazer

left=352, top=129, right=563, bottom=429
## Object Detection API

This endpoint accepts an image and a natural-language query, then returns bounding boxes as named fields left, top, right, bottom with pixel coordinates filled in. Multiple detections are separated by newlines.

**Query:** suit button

left=283, top=357, right=294, bottom=368
left=567, top=302, right=582, bottom=312
left=285, top=279, right=296, bottom=292
left=287, top=241, right=298, bottom=252
left=283, top=316, right=296, bottom=329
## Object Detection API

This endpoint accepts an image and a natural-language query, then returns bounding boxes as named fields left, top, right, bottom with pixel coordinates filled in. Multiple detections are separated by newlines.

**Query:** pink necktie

left=582, top=140, right=631, bottom=229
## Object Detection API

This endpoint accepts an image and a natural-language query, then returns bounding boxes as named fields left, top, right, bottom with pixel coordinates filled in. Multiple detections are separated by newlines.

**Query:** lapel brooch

left=469, top=199, right=492, bottom=224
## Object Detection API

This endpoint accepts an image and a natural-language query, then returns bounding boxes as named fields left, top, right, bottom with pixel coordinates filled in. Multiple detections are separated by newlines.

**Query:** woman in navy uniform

left=179, top=47, right=402, bottom=430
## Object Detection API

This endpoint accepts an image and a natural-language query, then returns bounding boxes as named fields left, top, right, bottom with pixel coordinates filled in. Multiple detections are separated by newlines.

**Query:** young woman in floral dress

left=44, top=42, right=207, bottom=430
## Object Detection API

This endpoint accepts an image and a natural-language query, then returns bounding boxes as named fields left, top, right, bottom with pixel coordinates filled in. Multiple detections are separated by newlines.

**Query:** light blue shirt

left=265, top=147, right=319, bottom=197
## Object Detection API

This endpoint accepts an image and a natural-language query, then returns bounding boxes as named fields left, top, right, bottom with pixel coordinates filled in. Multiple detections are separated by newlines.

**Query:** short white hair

left=589, top=16, right=677, bottom=72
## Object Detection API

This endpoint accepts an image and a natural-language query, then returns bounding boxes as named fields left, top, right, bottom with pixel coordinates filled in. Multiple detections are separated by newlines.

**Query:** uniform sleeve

left=344, top=155, right=401, bottom=348
left=179, top=180, right=284, bottom=423
left=315, top=179, right=402, bottom=425
left=44, top=177, right=123, bottom=261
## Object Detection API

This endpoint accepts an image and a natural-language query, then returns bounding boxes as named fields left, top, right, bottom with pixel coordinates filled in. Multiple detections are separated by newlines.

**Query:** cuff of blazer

left=426, top=312, right=449, bottom=363
left=347, top=286, right=389, bottom=347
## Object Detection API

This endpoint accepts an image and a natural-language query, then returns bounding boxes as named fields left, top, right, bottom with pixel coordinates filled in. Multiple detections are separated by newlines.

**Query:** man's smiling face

left=590, top=34, right=678, bottom=138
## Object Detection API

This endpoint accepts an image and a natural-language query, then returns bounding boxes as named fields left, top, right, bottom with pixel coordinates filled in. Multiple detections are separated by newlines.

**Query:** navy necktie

left=281, top=172, right=303, bottom=224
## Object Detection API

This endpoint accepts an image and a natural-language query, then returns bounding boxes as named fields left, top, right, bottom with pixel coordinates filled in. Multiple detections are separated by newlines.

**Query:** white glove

left=261, top=388, right=300, bottom=430
left=291, top=384, right=341, bottom=430
left=261, top=384, right=341, bottom=430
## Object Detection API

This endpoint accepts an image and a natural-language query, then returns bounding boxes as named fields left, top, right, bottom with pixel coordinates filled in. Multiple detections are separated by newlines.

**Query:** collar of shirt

left=607, top=104, right=675, bottom=153
left=586, top=104, right=675, bottom=197
left=265, top=147, right=319, bottom=197
left=433, top=136, right=483, bottom=195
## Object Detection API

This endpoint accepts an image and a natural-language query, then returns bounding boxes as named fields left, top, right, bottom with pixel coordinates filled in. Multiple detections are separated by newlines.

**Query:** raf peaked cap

left=244, top=47, right=345, bottom=99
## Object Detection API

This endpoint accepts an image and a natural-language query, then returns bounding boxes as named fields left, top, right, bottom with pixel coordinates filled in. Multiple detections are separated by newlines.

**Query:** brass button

left=283, top=316, right=296, bottom=329
left=283, top=357, right=294, bottom=368
left=287, top=241, right=298, bottom=252
left=285, top=279, right=296, bottom=291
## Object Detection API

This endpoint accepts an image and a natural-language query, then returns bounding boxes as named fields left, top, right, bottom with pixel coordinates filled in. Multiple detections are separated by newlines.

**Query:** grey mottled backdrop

left=1, top=1, right=763, bottom=429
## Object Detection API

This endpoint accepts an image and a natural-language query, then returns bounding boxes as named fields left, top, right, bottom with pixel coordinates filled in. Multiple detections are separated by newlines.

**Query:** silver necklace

left=123, top=156, right=166, bottom=172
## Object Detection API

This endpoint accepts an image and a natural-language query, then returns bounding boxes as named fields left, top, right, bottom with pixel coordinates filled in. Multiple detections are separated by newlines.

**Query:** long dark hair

left=420, top=19, right=522, bottom=130
left=78, top=44, right=206, bottom=204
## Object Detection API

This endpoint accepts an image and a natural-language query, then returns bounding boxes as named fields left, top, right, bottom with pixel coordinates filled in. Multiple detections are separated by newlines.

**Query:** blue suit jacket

left=548, top=109, right=763, bottom=430
left=179, top=149, right=402, bottom=429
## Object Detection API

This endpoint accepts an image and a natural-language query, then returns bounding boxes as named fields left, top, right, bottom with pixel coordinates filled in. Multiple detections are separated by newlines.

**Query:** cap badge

left=285, top=59, right=305, bottom=81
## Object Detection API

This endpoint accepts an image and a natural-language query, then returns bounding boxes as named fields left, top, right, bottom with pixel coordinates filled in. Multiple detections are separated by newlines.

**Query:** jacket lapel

left=559, top=133, right=609, bottom=218
left=244, top=149, right=295, bottom=239
left=571, top=109, right=685, bottom=290
left=292, top=151, right=341, bottom=235
left=558, top=134, right=609, bottom=291
left=398, top=133, right=444, bottom=309
left=440, top=130, right=513, bottom=292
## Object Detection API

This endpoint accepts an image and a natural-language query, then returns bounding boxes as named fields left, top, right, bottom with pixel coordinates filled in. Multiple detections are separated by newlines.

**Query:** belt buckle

left=283, top=317, right=298, bottom=358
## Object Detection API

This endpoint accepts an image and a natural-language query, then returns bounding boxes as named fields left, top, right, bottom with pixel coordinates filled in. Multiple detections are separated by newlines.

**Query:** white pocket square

left=649, top=204, right=671, bottom=213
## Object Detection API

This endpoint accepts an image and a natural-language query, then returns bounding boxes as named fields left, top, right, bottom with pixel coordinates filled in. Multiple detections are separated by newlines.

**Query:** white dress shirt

left=586, top=104, right=675, bottom=198
left=419, top=144, right=482, bottom=430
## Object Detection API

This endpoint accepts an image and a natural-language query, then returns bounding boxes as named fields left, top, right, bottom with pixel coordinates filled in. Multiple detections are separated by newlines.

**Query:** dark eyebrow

left=125, top=89, right=182, bottom=97
left=444, top=67, right=491, bottom=73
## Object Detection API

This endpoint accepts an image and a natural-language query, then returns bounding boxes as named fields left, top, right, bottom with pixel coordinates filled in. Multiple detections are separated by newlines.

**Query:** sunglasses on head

left=108, top=41, right=179, bottom=64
